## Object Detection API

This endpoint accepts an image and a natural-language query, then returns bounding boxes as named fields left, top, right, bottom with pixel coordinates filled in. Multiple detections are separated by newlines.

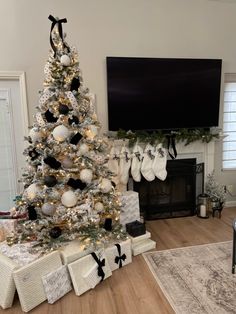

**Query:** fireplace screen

left=133, top=158, right=203, bottom=220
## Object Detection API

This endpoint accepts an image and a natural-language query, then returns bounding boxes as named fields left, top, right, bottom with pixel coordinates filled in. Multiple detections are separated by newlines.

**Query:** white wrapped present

left=0, top=253, right=19, bottom=309
left=0, top=219, right=17, bottom=241
left=59, top=239, right=93, bottom=265
left=82, top=262, right=100, bottom=289
left=0, top=242, right=39, bottom=267
left=105, top=239, right=132, bottom=271
left=68, top=250, right=112, bottom=296
left=132, top=239, right=156, bottom=256
left=0, top=242, right=39, bottom=310
left=129, top=231, right=151, bottom=244
left=13, top=251, right=62, bottom=312
left=42, top=265, right=72, bottom=304
left=119, top=191, right=140, bottom=227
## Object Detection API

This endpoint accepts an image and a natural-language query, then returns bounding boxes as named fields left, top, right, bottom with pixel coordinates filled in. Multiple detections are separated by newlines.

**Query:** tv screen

left=106, top=57, right=222, bottom=131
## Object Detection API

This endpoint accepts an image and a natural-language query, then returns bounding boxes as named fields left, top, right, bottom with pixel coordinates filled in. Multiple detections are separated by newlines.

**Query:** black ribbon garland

left=91, top=252, right=106, bottom=282
left=114, top=244, right=127, bottom=268
left=48, top=15, right=70, bottom=57
left=166, top=134, right=177, bottom=159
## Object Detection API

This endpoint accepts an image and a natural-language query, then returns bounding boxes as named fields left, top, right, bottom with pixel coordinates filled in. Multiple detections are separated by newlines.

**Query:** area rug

left=143, top=241, right=236, bottom=314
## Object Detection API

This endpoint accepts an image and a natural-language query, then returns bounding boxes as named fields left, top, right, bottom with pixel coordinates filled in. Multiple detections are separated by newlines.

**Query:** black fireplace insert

left=132, top=158, right=203, bottom=220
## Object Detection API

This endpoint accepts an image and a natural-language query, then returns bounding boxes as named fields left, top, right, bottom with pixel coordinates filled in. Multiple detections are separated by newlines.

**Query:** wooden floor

left=2, top=207, right=236, bottom=314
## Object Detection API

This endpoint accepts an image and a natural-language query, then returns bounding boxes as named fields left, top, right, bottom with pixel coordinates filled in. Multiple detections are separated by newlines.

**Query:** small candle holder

left=197, top=193, right=209, bottom=219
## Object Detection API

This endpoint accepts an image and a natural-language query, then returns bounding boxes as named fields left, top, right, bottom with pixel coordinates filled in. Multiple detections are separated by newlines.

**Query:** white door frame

left=0, top=71, right=29, bottom=195
left=0, top=71, right=29, bottom=136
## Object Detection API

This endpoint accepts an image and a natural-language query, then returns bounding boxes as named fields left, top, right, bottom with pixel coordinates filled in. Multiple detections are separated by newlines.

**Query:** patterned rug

left=143, top=241, right=236, bottom=314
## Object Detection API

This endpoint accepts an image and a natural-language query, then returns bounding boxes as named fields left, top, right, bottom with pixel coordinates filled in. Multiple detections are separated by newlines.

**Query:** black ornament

left=67, top=178, right=87, bottom=190
left=70, top=77, right=80, bottom=91
left=49, top=226, right=62, bottom=239
left=111, top=181, right=116, bottom=188
left=104, top=218, right=112, bottom=231
left=44, top=156, right=61, bottom=170
left=70, top=132, right=82, bottom=145
left=59, top=104, right=69, bottom=115
left=29, top=148, right=40, bottom=161
left=27, top=205, right=37, bottom=220
left=68, top=116, right=79, bottom=125
left=44, top=110, right=58, bottom=123
left=44, top=175, right=57, bottom=187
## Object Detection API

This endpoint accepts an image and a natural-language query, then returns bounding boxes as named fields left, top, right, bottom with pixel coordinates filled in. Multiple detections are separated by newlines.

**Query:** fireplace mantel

left=111, top=139, right=215, bottom=189
left=174, top=141, right=215, bottom=182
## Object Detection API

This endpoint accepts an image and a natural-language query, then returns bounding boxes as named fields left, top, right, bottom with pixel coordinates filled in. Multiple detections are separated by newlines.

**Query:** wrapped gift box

left=0, top=242, right=39, bottom=310
left=105, top=239, right=132, bottom=271
left=0, top=242, right=39, bottom=267
left=129, top=231, right=151, bottom=244
left=119, top=191, right=140, bottom=227
left=13, top=251, right=62, bottom=312
left=0, top=219, right=17, bottom=241
left=42, top=265, right=72, bottom=304
left=0, top=252, right=19, bottom=309
left=126, top=220, right=146, bottom=237
left=59, top=239, right=93, bottom=265
left=132, top=239, right=156, bottom=256
left=68, top=250, right=112, bottom=296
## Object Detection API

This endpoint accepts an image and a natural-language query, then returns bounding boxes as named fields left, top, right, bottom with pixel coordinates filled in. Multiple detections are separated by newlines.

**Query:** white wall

left=1, top=0, right=236, bottom=200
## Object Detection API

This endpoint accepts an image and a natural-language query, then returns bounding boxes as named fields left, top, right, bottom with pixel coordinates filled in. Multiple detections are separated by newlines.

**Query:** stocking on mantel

left=131, top=143, right=143, bottom=182
left=141, top=144, right=155, bottom=182
left=152, top=143, right=167, bottom=181
left=119, top=146, right=131, bottom=185
left=107, top=145, right=120, bottom=185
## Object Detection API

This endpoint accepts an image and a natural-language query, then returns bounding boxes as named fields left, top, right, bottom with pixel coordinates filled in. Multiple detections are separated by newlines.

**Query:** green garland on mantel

left=113, top=128, right=220, bottom=147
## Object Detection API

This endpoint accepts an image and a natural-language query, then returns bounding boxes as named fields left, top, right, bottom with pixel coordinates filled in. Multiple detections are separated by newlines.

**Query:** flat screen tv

left=106, top=57, right=222, bottom=131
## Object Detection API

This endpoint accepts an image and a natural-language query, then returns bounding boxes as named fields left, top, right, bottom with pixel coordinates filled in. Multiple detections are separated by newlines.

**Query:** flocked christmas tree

left=8, top=16, right=126, bottom=252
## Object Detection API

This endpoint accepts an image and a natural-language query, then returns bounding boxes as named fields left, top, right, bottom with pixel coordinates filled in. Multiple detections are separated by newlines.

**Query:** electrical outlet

left=227, top=184, right=234, bottom=195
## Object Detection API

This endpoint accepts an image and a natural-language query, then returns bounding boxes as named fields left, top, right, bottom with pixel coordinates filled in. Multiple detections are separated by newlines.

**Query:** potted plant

left=205, top=171, right=226, bottom=210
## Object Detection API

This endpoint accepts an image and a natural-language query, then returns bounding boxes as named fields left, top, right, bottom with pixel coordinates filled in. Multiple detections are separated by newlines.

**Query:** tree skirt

left=143, top=241, right=236, bottom=314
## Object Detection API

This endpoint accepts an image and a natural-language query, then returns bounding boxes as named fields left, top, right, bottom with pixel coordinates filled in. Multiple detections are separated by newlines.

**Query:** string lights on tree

left=8, top=15, right=126, bottom=252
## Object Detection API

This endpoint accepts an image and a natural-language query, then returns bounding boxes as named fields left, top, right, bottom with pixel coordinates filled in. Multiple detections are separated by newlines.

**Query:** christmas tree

left=8, top=16, right=126, bottom=252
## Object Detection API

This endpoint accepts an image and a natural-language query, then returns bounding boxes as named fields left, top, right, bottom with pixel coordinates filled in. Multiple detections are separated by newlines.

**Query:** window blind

left=222, top=74, right=236, bottom=169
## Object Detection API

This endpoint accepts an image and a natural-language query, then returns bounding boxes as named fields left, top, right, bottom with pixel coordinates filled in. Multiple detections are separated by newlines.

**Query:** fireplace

left=132, top=158, right=204, bottom=220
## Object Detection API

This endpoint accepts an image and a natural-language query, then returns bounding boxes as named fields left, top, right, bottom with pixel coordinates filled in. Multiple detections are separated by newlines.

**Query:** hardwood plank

left=1, top=207, right=235, bottom=314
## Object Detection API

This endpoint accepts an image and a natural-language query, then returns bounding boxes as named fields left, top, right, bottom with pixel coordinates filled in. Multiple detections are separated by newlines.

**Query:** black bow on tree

left=114, top=243, right=127, bottom=268
left=91, top=252, right=106, bottom=282
left=48, top=15, right=70, bottom=57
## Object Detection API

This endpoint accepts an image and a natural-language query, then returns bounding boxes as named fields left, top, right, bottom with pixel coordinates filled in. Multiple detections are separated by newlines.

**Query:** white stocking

left=119, top=146, right=131, bottom=185
left=152, top=143, right=167, bottom=181
left=141, top=144, right=155, bottom=181
left=107, top=145, right=120, bottom=185
left=131, top=144, right=143, bottom=182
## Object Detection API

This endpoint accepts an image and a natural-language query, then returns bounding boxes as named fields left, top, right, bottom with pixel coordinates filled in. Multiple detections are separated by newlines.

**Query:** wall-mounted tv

left=106, top=57, right=222, bottom=131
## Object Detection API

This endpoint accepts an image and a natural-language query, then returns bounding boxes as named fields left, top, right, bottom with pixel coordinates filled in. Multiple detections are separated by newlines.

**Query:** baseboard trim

left=225, top=201, right=236, bottom=207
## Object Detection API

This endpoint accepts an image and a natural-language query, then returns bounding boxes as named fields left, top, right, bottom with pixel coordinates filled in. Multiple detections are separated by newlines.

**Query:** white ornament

left=52, top=125, right=69, bottom=142
left=85, top=125, right=98, bottom=139
left=100, top=178, right=112, bottom=193
left=80, top=169, right=93, bottom=184
left=60, top=55, right=71, bottom=66
left=94, top=202, right=104, bottom=212
left=61, top=156, right=74, bottom=168
left=61, top=191, right=77, bottom=208
left=79, top=143, right=89, bottom=155
left=42, top=203, right=56, bottom=216
left=26, top=183, right=40, bottom=200
left=29, top=128, right=44, bottom=143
